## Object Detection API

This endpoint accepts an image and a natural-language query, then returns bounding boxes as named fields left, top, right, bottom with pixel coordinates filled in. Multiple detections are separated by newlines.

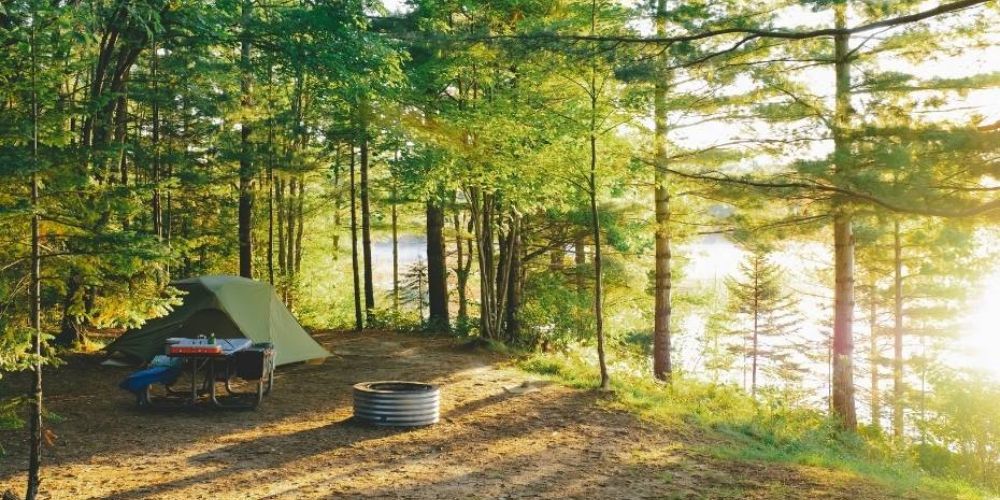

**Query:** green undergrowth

left=518, top=353, right=993, bottom=500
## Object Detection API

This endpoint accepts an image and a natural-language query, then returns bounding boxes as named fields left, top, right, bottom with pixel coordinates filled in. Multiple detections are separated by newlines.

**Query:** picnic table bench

left=123, top=338, right=275, bottom=410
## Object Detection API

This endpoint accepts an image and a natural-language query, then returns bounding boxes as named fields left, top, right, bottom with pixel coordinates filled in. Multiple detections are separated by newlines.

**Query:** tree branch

left=661, top=167, right=1000, bottom=218
left=472, top=0, right=989, bottom=45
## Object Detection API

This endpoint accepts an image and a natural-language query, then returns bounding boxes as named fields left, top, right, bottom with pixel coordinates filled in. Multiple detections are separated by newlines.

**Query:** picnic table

left=134, top=338, right=275, bottom=410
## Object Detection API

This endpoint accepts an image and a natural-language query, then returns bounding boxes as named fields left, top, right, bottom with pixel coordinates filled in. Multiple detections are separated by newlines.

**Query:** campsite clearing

left=0, top=331, right=922, bottom=499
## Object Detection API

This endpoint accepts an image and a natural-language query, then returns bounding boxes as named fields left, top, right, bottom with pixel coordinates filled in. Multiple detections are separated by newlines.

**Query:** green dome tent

left=105, top=276, right=329, bottom=366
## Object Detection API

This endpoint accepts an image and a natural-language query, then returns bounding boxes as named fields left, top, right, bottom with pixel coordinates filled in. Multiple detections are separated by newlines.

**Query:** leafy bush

left=518, top=271, right=592, bottom=350
left=366, top=307, right=424, bottom=332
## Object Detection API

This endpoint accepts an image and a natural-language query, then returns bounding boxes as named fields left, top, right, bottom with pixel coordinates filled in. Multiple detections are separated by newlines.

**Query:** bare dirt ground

left=0, top=330, right=924, bottom=499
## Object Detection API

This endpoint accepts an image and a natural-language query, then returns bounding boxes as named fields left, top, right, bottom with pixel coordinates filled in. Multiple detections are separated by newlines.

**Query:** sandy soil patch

left=0, top=331, right=919, bottom=499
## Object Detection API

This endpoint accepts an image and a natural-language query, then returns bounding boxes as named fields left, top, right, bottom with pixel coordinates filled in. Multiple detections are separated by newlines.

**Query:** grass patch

left=518, top=352, right=994, bottom=499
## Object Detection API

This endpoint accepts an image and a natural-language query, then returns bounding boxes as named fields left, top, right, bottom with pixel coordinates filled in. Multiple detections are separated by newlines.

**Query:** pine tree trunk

left=27, top=23, right=42, bottom=496
left=360, top=120, right=375, bottom=321
left=743, top=331, right=749, bottom=392
left=919, top=334, right=927, bottom=445
left=832, top=216, right=857, bottom=428
left=115, top=87, right=128, bottom=188
left=267, top=164, right=274, bottom=285
left=276, top=176, right=286, bottom=286
left=285, top=177, right=297, bottom=309
left=295, top=176, right=304, bottom=274
left=831, top=5, right=858, bottom=430
left=652, top=0, right=672, bottom=383
left=292, top=68, right=306, bottom=280
left=332, top=143, right=342, bottom=255
left=238, top=0, right=254, bottom=279
left=349, top=144, right=363, bottom=331
left=752, top=265, right=759, bottom=398
left=893, top=220, right=904, bottom=442
left=151, top=40, right=162, bottom=242
left=286, top=178, right=296, bottom=279
left=392, top=185, right=399, bottom=311
left=427, top=201, right=450, bottom=330
left=870, top=282, right=880, bottom=431
left=266, top=87, right=275, bottom=285
left=454, top=212, right=470, bottom=324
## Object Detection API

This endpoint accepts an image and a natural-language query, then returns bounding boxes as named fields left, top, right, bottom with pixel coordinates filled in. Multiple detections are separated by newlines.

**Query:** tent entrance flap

left=105, top=275, right=330, bottom=366
left=183, top=309, right=243, bottom=339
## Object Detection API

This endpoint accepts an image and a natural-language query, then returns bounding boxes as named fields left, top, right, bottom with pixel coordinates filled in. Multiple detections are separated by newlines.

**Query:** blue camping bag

left=119, top=364, right=182, bottom=394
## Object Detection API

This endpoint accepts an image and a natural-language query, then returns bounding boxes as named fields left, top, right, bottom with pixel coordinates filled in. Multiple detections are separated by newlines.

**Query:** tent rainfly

left=105, top=275, right=330, bottom=366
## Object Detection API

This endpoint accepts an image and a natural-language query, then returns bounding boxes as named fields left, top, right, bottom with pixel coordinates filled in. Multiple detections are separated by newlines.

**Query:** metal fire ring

left=353, top=381, right=440, bottom=427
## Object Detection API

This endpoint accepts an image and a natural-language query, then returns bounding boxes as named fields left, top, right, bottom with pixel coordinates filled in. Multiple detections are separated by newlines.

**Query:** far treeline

left=2, top=0, right=1000, bottom=497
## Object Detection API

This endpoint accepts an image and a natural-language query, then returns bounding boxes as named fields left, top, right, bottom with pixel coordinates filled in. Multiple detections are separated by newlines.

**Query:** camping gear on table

left=167, top=338, right=224, bottom=355
left=123, top=338, right=275, bottom=410
left=105, top=275, right=329, bottom=366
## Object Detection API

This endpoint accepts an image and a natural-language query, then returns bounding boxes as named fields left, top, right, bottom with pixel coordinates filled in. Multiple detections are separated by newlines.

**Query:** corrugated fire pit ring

left=353, top=381, right=440, bottom=427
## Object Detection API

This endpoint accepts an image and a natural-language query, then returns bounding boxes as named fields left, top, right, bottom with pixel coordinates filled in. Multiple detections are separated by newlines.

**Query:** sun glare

left=963, top=269, right=1000, bottom=381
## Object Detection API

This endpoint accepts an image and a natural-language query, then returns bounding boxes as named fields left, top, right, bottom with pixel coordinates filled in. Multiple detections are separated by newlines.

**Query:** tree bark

left=114, top=84, right=128, bottom=189
left=151, top=40, right=162, bottom=242
left=276, top=176, right=286, bottom=285
left=870, top=280, right=880, bottom=431
left=332, top=143, right=342, bottom=255
left=454, top=212, right=471, bottom=324
left=392, top=185, right=399, bottom=311
left=652, top=0, right=672, bottom=383
left=590, top=133, right=610, bottom=390
left=349, top=144, right=363, bottom=331
left=589, top=0, right=610, bottom=391
left=237, top=0, right=254, bottom=279
left=295, top=175, right=304, bottom=274
left=469, top=188, right=497, bottom=339
left=494, top=211, right=517, bottom=339
left=359, top=115, right=375, bottom=321
left=427, top=200, right=450, bottom=330
left=752, top=258, right=759, bottom=398
left=892, top=220, right=904, bottom=442
left=27, top=22, right=42, bottom=496
left=266, top=161, right=274, bottom=285
left=286, top=178, right=296, bottom=281
left=504, top=226, right=523, bottom=342
left=831, top=5, right=857, bottom=430
left=285, top=177, right=297, bottom=309
left=266, top=78, right=275, bottom=285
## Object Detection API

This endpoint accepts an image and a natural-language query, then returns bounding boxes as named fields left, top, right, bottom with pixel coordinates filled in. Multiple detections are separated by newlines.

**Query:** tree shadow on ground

left=105, top=388, right=622, bottom=499
left=0, top=331, right=479, bottom=486
left=0, top=331, right=900, bottom=499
